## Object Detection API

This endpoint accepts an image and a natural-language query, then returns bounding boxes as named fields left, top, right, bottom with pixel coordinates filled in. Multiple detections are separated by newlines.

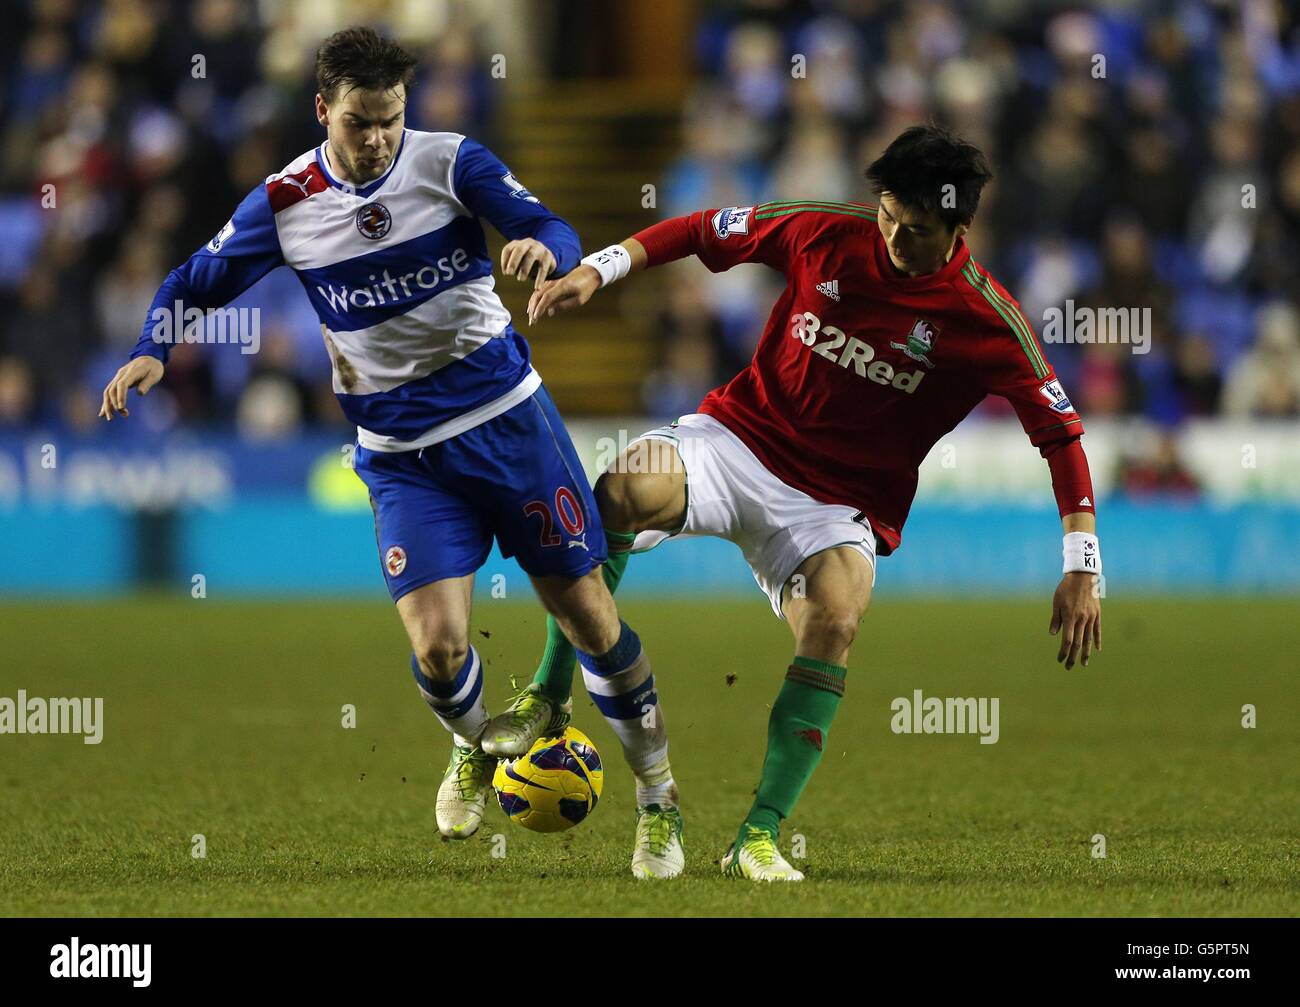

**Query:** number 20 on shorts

left=523, top=486, right=585, bottom=546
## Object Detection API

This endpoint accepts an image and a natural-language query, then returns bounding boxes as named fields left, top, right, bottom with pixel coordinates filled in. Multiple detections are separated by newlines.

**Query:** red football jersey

left=648, top=200, right=1086, bottom=554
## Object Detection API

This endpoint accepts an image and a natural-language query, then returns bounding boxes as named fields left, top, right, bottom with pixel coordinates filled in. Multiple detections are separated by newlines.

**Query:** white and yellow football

left=492, top=726, right=604, bottom=833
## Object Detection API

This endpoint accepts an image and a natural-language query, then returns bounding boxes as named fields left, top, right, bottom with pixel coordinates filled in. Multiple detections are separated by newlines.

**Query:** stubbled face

left=876, top=192, right=967, bottom=277
left=315, top=84, right=407, bottom=185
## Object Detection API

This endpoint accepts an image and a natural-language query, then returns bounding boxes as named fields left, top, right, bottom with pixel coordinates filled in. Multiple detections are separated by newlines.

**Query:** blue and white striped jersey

left=130, top=130, right=581, bottom=451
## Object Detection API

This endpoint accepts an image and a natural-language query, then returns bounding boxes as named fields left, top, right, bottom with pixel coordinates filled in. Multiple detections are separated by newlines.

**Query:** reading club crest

left=356, top=201, right=392, bottom=239
left=384, top=546, right=407, bottom=577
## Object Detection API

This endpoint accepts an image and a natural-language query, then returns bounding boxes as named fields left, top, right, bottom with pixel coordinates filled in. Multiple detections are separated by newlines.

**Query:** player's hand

left=99, top=356, right=164, bottom=421
left=527, top=266, right=600, bottom=326
left=500, top=238, right=557, bottom=289
left=1049, top=572, right=1102, bottom=669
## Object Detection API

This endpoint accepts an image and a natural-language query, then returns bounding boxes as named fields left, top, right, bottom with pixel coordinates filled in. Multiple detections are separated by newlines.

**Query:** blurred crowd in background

left=646, top=0, right=1300, bottom=448
left=0, top=0, right=501, bottom=440
left=0, top=0, right=1298, bottom=498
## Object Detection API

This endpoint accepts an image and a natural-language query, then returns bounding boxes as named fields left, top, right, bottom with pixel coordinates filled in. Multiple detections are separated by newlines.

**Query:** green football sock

left=533, top=529, right=636, bottom=703
left=736, top=655, right=847, bottom=845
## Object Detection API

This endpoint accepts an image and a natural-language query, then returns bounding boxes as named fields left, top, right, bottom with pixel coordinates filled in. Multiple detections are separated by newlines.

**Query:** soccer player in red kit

left=485, top=125, right=1103, bottom=881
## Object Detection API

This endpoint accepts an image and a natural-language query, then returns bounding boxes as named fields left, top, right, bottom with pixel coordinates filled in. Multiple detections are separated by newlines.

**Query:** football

left=492, top=726, right=604, bottom=833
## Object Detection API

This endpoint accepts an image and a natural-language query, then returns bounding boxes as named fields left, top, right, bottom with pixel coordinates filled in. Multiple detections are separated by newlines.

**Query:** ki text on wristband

left=581, top=244, right=631, bottom=287
left=1063, top=531, right=1101, bottom=575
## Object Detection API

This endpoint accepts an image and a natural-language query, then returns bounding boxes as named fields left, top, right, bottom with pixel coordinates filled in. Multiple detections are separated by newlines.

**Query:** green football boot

left=721, top=825, right=805, bottom=882
left=631, top=804, right=685, bottom=879
left=480, top=683, right=572, bottom=758
left=436, top=742, right=495, bottom=839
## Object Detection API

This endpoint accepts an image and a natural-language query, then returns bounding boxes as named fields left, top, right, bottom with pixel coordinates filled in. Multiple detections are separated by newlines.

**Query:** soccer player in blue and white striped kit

left=99, top=27, right=679, bottom=878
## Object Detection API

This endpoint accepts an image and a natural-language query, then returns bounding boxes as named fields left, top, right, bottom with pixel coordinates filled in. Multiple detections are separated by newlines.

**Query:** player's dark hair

left=316, top=26, right=418, bottom=103
left=865, top=124, right=993, bottom=230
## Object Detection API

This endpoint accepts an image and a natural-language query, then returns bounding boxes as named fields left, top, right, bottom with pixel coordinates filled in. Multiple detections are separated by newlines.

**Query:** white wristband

left=1063, top=532, right=1101, bottom=575
left=580, top=244, right=631, bottom=287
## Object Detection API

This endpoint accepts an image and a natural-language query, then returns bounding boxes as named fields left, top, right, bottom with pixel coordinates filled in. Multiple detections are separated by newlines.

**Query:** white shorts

left=630, top=413, right=877, bottom=619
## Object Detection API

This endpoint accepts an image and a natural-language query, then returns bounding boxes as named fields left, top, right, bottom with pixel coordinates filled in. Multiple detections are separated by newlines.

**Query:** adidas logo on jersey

left=815, top=279, right=841, bottom=301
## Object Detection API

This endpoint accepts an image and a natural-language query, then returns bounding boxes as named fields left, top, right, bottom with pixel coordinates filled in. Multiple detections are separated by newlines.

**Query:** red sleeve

left=979, top=334, right=1085, bottom=451
left=964, top=270, right=1084, bottom=443
left=631, top=204, right=803, bottom=273
left=632, top=214, right=696, bottom=266
left=960, top=264, right=1094, bottom=517
left=1043, top=437, right=1097, bottom=517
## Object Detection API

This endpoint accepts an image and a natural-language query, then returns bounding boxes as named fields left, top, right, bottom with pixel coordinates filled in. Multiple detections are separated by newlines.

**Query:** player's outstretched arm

left=974, top=291, right=1102, bottom=671
left=99, top=182, right=285, bottom=423
left=99, top=357, right=165, bottom=422
left=1050, top=509, right=1102, bottom=670
left=527, top=204, right=790, bottom=326
left=526, top=238, right=648, bottom=325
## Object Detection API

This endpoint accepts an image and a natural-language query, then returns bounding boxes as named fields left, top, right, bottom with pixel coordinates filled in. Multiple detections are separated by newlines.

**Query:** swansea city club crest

left=890, top=318, right=939, bottom=369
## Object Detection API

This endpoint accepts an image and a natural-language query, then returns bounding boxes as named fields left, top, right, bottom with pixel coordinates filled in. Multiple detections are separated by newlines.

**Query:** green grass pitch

left=1, top=595, right=1296, bottom=917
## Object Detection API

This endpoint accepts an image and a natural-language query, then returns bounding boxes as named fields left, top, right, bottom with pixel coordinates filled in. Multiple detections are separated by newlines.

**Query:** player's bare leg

left=599, top=443, right=689, bottom=878
left=490, top=440, right=686, bottom=876
left=530, top=565, right=621, bottom=656
left=396, top=575, right=496, bottom=838
left=491, top=437, right=684, bottom=750
left=481, top=560, right=627, bottom=761
left=504, top=436, right=686, bottom=743
left=783, top=547, right=873, bottom=666
left=398, top=574, right=475, bottom=685
left=723, top=546, right=873, bottom=881
left=597, top=438, right=689, bottom=533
